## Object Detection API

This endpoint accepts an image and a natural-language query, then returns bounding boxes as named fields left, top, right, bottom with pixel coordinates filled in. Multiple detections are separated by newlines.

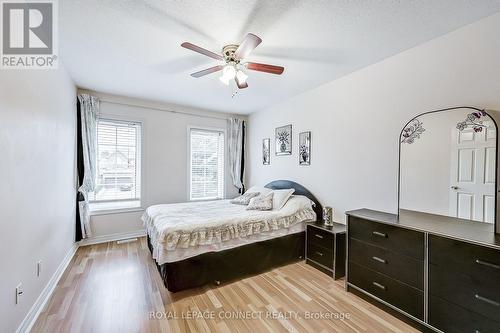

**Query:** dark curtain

left=75, top=98, right=84, bottom=242
left=240, top=121, right=246, bottom=194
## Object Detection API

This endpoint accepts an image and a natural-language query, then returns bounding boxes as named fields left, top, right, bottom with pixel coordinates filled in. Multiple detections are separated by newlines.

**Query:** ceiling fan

left=181, top=33, right=284, bottom=89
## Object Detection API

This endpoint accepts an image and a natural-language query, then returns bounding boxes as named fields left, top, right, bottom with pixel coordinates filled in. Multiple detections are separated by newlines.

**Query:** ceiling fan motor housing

left=222, top=44, right=240, bottom=64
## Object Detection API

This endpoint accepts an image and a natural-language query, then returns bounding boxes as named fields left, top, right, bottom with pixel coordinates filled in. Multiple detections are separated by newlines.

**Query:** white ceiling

left=60, top=1, right=500, bottom=114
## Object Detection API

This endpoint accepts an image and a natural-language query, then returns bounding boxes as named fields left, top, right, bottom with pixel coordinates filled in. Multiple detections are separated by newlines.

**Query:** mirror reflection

left=399, top=108, right=497, bottom=223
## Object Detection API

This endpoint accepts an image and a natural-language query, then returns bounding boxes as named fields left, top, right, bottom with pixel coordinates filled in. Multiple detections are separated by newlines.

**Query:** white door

left=449, top=122, right=496, bottom=223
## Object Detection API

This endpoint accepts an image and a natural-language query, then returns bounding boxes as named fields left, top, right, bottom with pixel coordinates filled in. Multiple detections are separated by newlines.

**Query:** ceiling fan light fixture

left=219, top=75, right=230, bottom=85
left=219, top=65, right=236, bottom=85
left=236, top=70, right=248, bottom=83
left=222, top=65, right=236, bottom=79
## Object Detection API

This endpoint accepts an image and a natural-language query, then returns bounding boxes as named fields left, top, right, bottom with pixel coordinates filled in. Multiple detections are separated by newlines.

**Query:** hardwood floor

left=32, top=237, right=419, bottom=333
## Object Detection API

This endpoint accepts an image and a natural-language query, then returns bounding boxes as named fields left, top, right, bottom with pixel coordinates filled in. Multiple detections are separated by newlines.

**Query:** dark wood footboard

left=147, top=232, right=305, bottom=292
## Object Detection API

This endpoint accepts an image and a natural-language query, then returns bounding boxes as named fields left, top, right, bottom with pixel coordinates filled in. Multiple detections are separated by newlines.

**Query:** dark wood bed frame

left=147, top=180, right=322, bottom=292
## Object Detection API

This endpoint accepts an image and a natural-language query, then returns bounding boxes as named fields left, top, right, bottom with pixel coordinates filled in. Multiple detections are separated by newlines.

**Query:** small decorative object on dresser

left=262, top=138, right=270, bottom=165
left=306, top=221, right=346, bottom=279
left=299, top=131, right=311, bottom=165
left=275, top=124, right=292, bottom=155
left=322, top=206, right=333, bottom=226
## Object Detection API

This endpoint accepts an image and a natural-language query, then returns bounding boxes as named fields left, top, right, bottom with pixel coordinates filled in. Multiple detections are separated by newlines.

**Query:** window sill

left=89, top=201, right=143, bottom=216
left=189, top=197, right=225, bottom=202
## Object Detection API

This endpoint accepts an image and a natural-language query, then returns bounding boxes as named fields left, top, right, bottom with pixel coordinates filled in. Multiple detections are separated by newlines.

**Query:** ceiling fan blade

left=245, top=62, right=284, bottom=75
left=190, top=65, right=223, bottom=78
left=235, top=77, right=248, bottom=89
left=234, top=33, right=262, bottom=60
left=181, top=42, right=223, bottom=61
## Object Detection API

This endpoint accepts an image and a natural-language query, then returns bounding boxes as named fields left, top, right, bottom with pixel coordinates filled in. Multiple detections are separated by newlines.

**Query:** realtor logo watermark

left=1, top=0, right=58, bottom=69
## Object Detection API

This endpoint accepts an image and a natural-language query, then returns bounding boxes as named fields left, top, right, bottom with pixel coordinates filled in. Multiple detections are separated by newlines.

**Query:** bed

left=143, top=180, right=322, bottom=292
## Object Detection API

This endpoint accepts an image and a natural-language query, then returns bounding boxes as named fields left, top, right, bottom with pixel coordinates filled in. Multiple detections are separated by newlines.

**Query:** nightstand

left=306, top=221, right=346, bottom=279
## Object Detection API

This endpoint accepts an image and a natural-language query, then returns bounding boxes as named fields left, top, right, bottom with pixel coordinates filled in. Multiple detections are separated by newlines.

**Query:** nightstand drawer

left=307, top=225, right=334, bottom=249
left=307, top=242, right=333, bottom=269
left=349, top=238, right=423, bottom=290
left=348, top=216, right=424, bottom=260
left=348, top=261, right=423, bottom=320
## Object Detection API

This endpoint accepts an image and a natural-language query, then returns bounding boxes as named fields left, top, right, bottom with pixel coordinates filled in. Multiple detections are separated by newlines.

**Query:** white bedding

left=142, top=195, right=316, bottom=264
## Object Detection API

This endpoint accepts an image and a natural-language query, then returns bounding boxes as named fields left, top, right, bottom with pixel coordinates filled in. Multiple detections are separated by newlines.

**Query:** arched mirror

left=398, top=107, right=499, bottom=229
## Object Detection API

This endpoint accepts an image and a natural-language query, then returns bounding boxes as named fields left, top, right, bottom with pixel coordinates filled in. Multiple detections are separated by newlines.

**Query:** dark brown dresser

left=305, top=221, right=346, bottom=279
left=346, top=208, right=500, bottom=333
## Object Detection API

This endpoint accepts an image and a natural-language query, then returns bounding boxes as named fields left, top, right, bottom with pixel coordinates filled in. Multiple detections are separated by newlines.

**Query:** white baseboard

left=78, top=229, right=146, bottom=246
left=15, top=229, right=146, bottom=332
left=16, top=244, right=79, bottom=333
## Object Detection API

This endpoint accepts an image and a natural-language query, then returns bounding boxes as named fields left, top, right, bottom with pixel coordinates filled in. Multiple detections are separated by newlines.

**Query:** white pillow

left=246, top=186, right=272, bottom=196
left=246, top=192, right=274, bottom=211
left=230, top=191, right=260, bottom=205
left=272, top=188, right=295, bottom=210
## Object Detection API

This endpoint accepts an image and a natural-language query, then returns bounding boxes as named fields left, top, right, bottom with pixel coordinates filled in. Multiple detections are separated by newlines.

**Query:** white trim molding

left=78, top=229, right=146, bottom=247
left=16, top=229, right=147, bottom=332
left=16, top=244, right=79, bottom=333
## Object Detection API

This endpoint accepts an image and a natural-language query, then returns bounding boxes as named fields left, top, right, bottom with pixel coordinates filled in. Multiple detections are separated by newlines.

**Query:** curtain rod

left=98, top=99, right=234, bottom=121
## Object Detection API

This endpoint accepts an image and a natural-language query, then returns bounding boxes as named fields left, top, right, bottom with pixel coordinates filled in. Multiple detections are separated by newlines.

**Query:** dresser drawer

left=430, top=235, right=500, bottom=281
left=430, top=263, right=500, bottom=322
left=307, top=225, right=334, bottom=250
left=307, top=242, right=333, bottom=269
left=348, top=261, right=423, bottom=319
left=430, top=295, right=500, bottom=333
left=349, top=238, right=423, bottom=289
left=348, top=216, right=424, bottom=260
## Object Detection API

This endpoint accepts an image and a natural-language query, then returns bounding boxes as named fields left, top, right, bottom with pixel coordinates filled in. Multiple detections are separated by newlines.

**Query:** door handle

left=314, top=234, right=324, bottom=239
left=451, top=186, right=459, bottom=190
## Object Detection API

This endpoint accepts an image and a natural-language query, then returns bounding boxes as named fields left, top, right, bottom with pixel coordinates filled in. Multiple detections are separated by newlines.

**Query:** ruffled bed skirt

left=143, top=208, right=316, bottom=262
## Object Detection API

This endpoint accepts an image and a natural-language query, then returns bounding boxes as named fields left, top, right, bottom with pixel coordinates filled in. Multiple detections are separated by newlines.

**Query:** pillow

left=230, top=191, right=260, bottom=205
left=246, top=192, right=274, bottom=211
left=272, top=188, right=295, bottom=210
left=246, top=186, right=272, bottom=196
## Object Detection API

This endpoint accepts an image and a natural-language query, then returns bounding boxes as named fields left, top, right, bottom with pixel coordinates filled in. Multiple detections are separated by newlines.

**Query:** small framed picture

left=299, top=131, right=311, bottom=165
left=262, top=138, right=270, bottom=165
left=275, top=124, right=292, bottom=155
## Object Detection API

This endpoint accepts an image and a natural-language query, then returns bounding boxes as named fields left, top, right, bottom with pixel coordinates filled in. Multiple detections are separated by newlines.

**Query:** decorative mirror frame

left=397, top=106, right=500, bottom=233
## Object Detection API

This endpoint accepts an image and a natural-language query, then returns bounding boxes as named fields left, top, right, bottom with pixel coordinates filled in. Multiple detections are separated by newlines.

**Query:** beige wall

left=0, top=67, right=77, bottom=332
left=247, top=12, right=500, bottom=224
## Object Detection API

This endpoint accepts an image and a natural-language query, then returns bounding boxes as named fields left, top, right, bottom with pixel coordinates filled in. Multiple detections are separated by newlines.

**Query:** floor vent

left=117, top=238, right=138, bottom=244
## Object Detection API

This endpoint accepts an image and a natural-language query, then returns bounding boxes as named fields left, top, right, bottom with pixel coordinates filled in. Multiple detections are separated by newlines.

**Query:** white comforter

left=142, top=195, right=316, bottom=261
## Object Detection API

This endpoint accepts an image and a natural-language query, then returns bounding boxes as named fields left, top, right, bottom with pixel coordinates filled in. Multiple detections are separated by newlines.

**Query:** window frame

left=89, top=114, right=146, bottom=215
left=187, top=125, right=226, bottom=202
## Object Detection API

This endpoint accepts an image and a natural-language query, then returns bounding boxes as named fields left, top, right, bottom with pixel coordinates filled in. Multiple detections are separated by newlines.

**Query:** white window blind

left=89, top=118, right=142, bottom=209
left=190, top=128, right=225, bottom=200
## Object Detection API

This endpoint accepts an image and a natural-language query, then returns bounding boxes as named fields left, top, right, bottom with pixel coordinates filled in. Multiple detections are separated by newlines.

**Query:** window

left=89, top=118, right=142, bottom=211
left=189, top=128, right=225, bottom=200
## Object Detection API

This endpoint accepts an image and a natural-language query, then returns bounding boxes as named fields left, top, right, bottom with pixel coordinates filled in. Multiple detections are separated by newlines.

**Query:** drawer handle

left=372, top=256, right=387, bottom=264
left=372, top=282, right=386, bottom=290
left=315, top=251, right=324, bottom=257
left=475, top=294, right=500, bottom=307
left=372, top=231, right=387, bottom=238
left=314, top=234, right=324, bottom=239
left=475, top=259, right=500, bottom=270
